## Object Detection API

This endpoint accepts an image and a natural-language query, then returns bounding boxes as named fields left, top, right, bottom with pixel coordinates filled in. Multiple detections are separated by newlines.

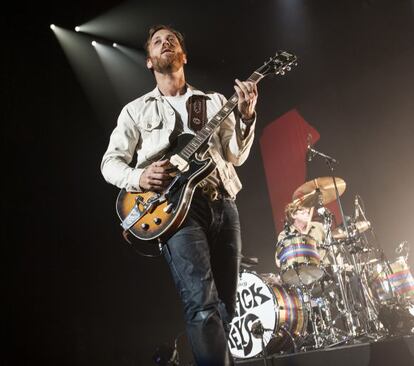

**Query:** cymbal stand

left=343, top=220, right=387, bottom=336
left=361, top=205, right=399, bottom=303
left=311, top=148, right=364, bottom=337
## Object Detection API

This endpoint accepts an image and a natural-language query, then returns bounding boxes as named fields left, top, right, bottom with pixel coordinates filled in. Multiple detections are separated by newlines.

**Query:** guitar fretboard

left=179, top=71, right=264, bottom=160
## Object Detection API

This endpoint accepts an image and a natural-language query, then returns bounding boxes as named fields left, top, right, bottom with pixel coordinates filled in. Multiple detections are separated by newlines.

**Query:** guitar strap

left=186, top=95, right=208, bottom=132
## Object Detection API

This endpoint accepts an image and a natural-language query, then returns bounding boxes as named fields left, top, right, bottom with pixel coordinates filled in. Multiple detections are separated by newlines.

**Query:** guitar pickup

left=169, top=154, right=189, bottom=172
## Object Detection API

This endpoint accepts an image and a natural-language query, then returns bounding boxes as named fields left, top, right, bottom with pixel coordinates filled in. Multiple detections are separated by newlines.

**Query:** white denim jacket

left=101, top=85, right=256, bottom=198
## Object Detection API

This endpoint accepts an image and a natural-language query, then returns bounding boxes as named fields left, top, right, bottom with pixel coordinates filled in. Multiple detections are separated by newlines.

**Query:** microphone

left=354, top=195, right=360, bottom=218
left=306, top=133, right=313, bottom=162
left=307, top=146, right=313, bottom=162
left=251, top=321, right=265, bottom=338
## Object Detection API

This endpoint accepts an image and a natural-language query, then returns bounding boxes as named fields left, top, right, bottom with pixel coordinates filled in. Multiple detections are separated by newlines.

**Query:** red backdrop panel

left=260, top=109, right=320, bottom=233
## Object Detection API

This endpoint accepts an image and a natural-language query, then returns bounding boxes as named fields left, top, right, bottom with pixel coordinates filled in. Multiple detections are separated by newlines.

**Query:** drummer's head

left=285, top=203, right=311, bottom=225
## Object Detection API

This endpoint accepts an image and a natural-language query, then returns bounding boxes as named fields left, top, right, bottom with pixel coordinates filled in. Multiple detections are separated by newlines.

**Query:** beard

left=149, top=50, right=186, bottom=74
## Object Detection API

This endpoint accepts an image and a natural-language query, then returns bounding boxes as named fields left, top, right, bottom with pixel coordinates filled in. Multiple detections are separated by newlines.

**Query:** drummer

left=276, top=202, right=328, bottom=268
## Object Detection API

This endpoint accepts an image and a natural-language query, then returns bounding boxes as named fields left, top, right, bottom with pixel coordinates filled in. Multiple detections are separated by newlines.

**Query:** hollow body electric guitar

left=116, top=51, right=297, bottom=241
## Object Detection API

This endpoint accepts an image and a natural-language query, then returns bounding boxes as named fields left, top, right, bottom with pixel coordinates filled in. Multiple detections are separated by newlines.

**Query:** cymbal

left=332, top=220, right=371, bottom=240
left=292, top=177, right=346, bottom=208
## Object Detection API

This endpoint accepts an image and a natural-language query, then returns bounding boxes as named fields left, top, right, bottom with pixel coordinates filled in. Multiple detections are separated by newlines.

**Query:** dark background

left=6, top=0, right=414, bottom=365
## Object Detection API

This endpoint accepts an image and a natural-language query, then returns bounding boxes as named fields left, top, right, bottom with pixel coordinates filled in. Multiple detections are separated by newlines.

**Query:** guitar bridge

left=121, top=193, right=163, bottom=231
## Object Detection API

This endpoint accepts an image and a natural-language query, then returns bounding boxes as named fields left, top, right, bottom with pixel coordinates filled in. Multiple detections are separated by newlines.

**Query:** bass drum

left=228, top=271, right=308, bottom=359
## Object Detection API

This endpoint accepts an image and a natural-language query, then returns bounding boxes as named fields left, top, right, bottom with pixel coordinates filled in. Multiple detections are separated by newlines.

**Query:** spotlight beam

left=70, top=30, right=142, bottom=51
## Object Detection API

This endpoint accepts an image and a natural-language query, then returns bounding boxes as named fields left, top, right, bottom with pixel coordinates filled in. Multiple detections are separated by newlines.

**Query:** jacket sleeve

left=100, top=106, right=144, bottom=192
left=215, top=93, right=256, bottom=166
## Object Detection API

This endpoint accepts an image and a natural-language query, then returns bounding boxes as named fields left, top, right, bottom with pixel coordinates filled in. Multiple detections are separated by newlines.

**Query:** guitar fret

left=177, top=53, right=296, bottom=159
left=182, top=147, right=193, bottom=156
left=198, top=131, right=208, bottom=140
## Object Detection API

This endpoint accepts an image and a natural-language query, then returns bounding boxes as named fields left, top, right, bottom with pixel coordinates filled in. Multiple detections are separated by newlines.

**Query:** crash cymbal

left=332, top=220, right=371, bottom=240
left=292, top=177, right=346, bottom=208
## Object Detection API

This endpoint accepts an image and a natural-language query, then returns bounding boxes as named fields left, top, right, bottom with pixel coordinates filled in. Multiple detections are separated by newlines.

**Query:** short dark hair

left=284, top=202, right=310, bottom=225
left=144, top=24, right=187, bottom=57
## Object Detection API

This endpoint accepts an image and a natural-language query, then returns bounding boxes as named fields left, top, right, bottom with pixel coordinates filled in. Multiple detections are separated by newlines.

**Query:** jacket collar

left=143, top=84, right=207, bottom=102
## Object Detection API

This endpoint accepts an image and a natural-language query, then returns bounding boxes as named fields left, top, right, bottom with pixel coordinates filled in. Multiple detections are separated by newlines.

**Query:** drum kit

left=228, top=176, right=414, bottom=361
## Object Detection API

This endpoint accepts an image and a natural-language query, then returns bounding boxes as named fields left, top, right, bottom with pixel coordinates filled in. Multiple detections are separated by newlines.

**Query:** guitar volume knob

left=163, top=203, right=174, bottom=214
left=153, top=218, right=162, bottom=225
left=141, top=223, right=149, bottom=231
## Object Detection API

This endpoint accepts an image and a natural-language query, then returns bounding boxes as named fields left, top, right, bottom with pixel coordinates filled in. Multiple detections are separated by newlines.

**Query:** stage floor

left=235, top=335, right=414, bottom=366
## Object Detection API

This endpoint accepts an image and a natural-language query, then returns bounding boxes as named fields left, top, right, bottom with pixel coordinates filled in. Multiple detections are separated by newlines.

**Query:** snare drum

left=228, top=271, right=307, bottom=359
left=276, top=234, right=324, bottom=286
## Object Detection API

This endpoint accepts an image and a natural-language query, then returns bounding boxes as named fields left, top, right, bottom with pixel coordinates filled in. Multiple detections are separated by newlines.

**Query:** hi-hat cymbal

left=332, top=220, right=371, bottom=240
left=292, top=177, right=346, bottom=208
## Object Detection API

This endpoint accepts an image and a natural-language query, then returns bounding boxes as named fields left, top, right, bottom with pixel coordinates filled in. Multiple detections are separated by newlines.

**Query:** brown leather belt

left=200, top=184, right=231, bottom=201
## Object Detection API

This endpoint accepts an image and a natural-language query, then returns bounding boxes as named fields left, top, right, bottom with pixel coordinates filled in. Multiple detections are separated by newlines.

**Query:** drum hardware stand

left=359, top=203, right=401, bottom=304
left=318, top=207, right=359, bottom=339
left=310, top=147, right=365, bottom=340
left=294, top=268, right=326, bottom=350
left=313, top=295, right=350, bottom=346
left=347, top=234, right=390, bottom=338
left=351, top=206, right=400, bottom=338
left=279, top=326, right=298, bottom=353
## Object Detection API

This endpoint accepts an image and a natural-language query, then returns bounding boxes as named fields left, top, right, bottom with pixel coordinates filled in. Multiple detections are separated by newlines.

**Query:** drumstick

left=305, top=206, right=314, bottom=234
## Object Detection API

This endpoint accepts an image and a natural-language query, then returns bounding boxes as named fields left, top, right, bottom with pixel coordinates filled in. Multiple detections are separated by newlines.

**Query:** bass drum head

left=228, top=271, right=277, bottom=359
left=228, top=271, right=307, bottom=359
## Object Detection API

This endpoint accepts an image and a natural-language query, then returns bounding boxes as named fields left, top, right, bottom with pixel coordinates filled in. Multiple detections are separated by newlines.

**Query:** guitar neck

left=178, top=71, right=265, bottom=160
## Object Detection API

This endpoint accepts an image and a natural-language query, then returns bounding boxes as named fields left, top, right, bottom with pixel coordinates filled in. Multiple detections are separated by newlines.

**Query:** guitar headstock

left=257, top=51, right=298, bottom=77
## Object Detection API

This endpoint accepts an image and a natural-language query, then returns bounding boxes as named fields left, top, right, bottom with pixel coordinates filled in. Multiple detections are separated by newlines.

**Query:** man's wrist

left=241, top=111, right=256, bottom=126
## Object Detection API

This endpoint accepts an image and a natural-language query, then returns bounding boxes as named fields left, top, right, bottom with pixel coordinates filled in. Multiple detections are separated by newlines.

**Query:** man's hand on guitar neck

left=234, top=79, right=258, bottom=122
left=139, top=159, right=175, bottom=192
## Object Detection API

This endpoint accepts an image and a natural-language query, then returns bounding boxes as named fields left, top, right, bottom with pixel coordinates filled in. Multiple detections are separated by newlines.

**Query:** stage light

left=91, top=41, right=97, bottom=47
left=113, top=43, right=118, bottom=48
left=75, top=26, right=81, bottom=32
left=50, top=24, right=56, bottom=30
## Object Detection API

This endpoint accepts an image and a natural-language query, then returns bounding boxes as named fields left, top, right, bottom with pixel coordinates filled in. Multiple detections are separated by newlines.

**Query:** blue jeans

left=163, top=190, right=241, bottom=366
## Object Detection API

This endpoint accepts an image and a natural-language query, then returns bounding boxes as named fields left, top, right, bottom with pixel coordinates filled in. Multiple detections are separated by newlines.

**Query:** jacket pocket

left=141, top=117, right=162, bottom=132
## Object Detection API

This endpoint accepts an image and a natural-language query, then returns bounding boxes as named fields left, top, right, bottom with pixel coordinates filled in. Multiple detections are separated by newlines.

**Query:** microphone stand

left=251, top=321, right=272, bottom=366
left=308, top=146, right=360, bottom=338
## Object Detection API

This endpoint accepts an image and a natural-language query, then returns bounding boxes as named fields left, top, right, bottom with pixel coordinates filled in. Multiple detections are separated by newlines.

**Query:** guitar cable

left=122, top=230, right=164, bottom=258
